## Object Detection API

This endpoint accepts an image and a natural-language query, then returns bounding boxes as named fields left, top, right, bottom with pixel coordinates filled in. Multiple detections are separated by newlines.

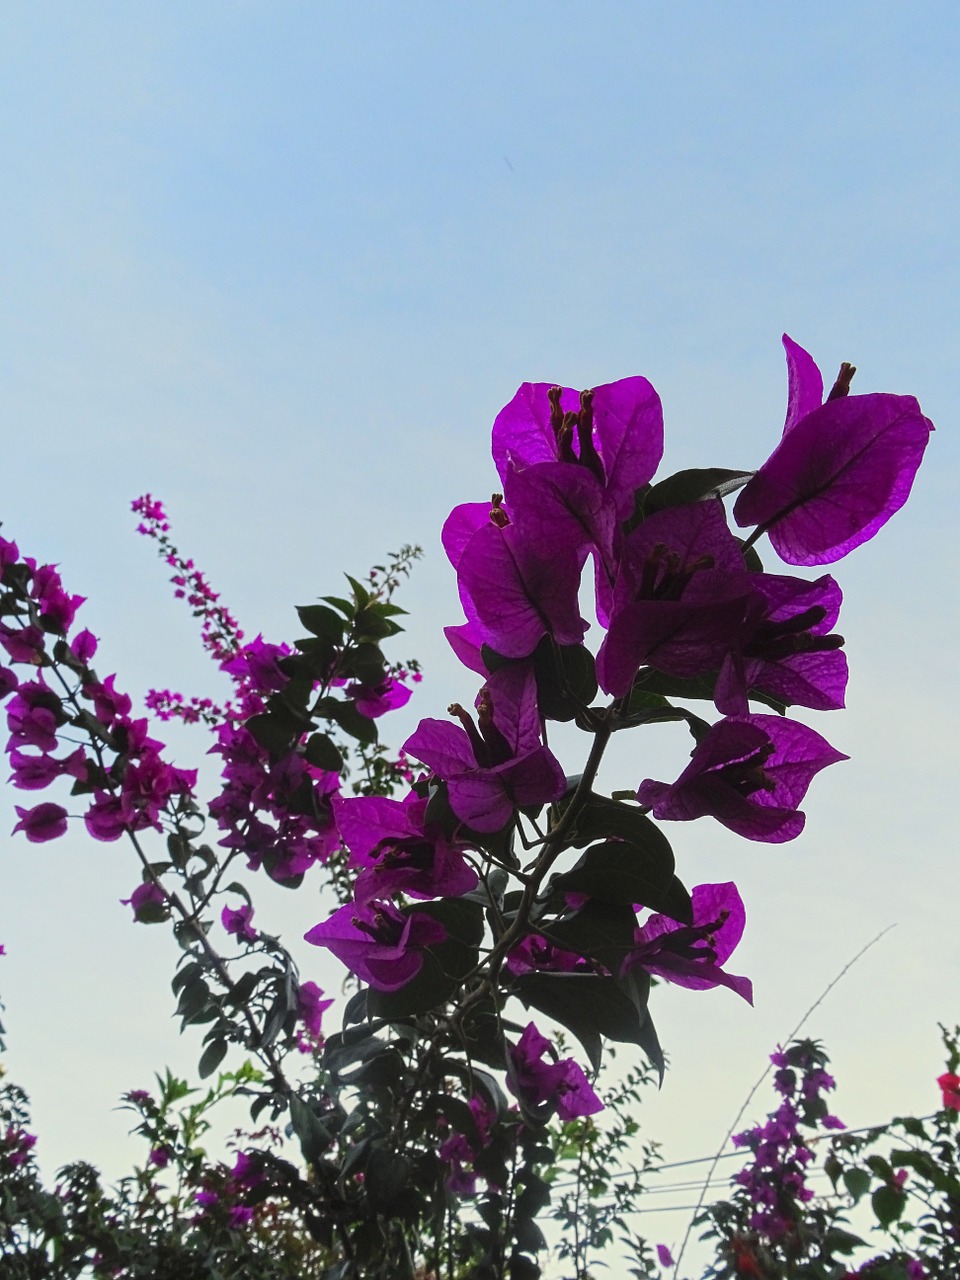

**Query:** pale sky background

left=0, top=3, right=958, bottom=1274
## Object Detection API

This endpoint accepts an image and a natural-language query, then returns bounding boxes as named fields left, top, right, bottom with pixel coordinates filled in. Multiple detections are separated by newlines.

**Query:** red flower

left=937, top=1071, right=960, bottom=1110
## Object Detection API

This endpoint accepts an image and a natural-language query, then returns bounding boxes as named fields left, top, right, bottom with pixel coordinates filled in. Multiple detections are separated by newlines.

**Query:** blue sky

left=1, top=3, right=957, bottom=1271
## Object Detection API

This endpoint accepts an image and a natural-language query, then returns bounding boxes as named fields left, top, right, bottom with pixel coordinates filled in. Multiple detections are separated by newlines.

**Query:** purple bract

left=403, top=666, right=566, bottom=832
left=304, top=900, right=446, bottom=992
left=637, top=714, right=847, bottom=843
left=734, top=335, right=933, bottom=565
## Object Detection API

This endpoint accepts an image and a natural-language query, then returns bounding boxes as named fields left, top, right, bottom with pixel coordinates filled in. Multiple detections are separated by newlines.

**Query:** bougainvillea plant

left=0, top=334, right=936, bottom=1278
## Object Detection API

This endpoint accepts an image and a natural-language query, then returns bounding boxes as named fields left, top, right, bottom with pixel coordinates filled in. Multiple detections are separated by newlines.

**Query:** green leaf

left=198, top=1038, right=228, bottom=1079
left=547, top=900, right=638, bottom=973
left=246, top=711, right=300, bottom=754
left=296, top=604, right=346, bottom=644
left=171, top=961, right=202, bottom=996
left=177, top=976, right=211, bottom=1023
left=344, top=574, right=370, bottom=608
left=315, top=696, right=379, bottom=746
left=533, top=640, right=598, bottom=722
left=843, top=1167, right=872, bottom=1202
left=167, top=833, right=191, bottom=869
left=365, top=1148, right=411, bottom=1213
left=338, top=640, right=387, bottom=686
left=304, top=732, right=343, bottom=772
left=322, top=594, right=355, bottom=618
left=626, top=467, right=753, bottom=528
left=632, top=1003, right=665, bottom=1082
left=354, top=605, right=403, bottom=640
left=289, top=1094, right=332, bottom=1165
left=871, top=1183, right=906, bottom=1228
left=514, top=974, right=653, bottom=1073
left=553, top=837, right=675, bottom=911
left=629, top=667, right=719, bottom=705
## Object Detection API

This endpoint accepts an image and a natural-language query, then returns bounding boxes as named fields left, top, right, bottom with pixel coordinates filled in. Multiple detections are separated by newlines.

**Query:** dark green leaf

left=297, top=604, right=346, bottom=644
left=304, top=733, right=343, bottom=772
left=871, top=1183, right=906, bottom=1228
left=322, top=595, right=355, bottom=619
left=198, top=1038, right=228, bottom=1079
left=289, top=1094, right=332, bottom=1164
left=317, top=696, right=379, bottom=746
left=514, top=974, right=653, bottom=1073
left=344, top=574, right=370, bottom=608
left=365, top=1149, right=410, bottom=1213
left=354, top=605, right=402, bottom=640
left=343, top=989, right=368, bottom=1027
left=843, top=1167, right=871, bottom=1202
left=246, top=711, right=299, bottom=754
left=553, top=837, right=675, bottom=910
left=533, top=640, right=598, bottom=722
left=627, top=468, right=753, bottom=528
left=547, top=900, right=638, bottom=973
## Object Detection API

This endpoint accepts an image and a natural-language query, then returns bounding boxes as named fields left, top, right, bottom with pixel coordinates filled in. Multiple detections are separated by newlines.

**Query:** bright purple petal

left=590, top=376, right=664, bottom=518
left=735, top=393, right=933, bottom=565
left=12, top=801, right=68, bottom=843
left=491, top=383, right=580, bottom=484
left=456, top=523, right=587, bottom=659
left=637, top=715, right=847, bottom=843
left=403, top=719, right=477, bottom=780
left=782, top=334, right=824, bottom=434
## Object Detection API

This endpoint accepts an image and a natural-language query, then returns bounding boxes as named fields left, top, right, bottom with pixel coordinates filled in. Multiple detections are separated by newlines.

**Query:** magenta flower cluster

left=730, top=1041, right=846, bottom=1245
left=302, top=334, right=932, bottom=1141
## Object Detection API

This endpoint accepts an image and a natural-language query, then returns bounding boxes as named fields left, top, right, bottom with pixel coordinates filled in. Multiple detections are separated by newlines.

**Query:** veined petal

left=735, top=392, right=933, bottom=565
left=491, top=382, right=579, bottom=484
left=591, top=376, right=664, bottom=518
left=403, top=719, right=477, bottom=777
left=782, top=334, right=824, bottom=434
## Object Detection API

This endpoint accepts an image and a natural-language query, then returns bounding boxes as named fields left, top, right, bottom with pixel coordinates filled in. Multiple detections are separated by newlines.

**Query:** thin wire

left=548, top=1109, right=930, bottom=1195
left=670, top=923, right=897, bottom=1279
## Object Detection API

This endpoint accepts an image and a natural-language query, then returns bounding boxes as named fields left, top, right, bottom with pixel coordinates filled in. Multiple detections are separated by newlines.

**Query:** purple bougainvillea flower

left=443, top=620, right=490, bottom=677
left=492, top=378, right=664, bottom=522
left=637, top=714, right=847, bottom=843
left=446, top=502, right=587, bottom=660
left=69, top=629, right=98, bottom=663
left=30, top=564, right=85, bottom=634
left=507, top=1022, right=603, bottom=1121
left=656, top=1245, right=675, bottom=1269
left=502, top=459, right=619, bottom=580
left=8, top=747, right=87, bottom=791
left=297, top=980, right=334, bottom=1039
left=221, top=635, right=290, bottom=695
left=333, top=790, right=478, bottom=903
left=84, top=793, right=129, bottom=841
left=622, top=882, right=752, bottom=1002
left=304, top=899, right=446, bottom=991
left=715, top=572, right=848, bottom=715
left=120, top=881, right=168, bottom=921
left=221, top=903, right=258, bottom=943
left=0, top=622, right=45, bottom=664
left=596, top=501, right=751, bottom=697
left=12, top=801, right=68, bottom=843
left=348, top=676, right=412, bottom=719
left=505, top=932, right=591, bottom=977
left=734, top=335, right=933, bottom=565
left=403, top=665, right=566, bottom=832
left=5, top=679, right=62, bottom=753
